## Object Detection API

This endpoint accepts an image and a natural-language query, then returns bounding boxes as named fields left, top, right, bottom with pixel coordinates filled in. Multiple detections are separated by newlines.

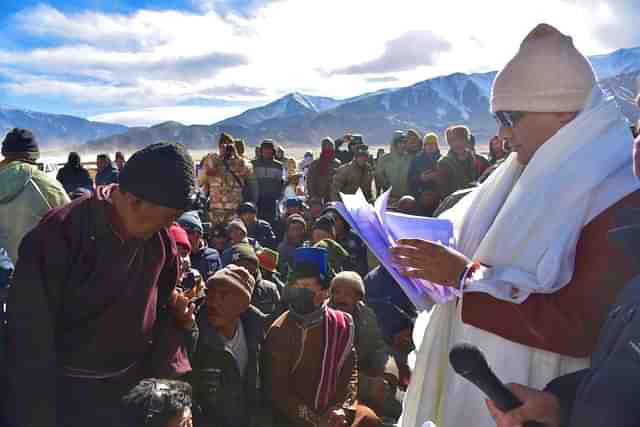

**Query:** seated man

left=322, top=206, right=368, bottom=277
left=265, top=247, right=381, bottom=427
left=330, top=272, right=402, bottom=424
left=225, top=219, right=261, bottom=250
left=238, top=202, right=278, bottom=249
left=177, top=211, right=221, bottom=281
left=223, top=243, right=281, bottom=320
left=120, top=378, right=193, bottom=427
left=189, top=265, right=267, bottom=427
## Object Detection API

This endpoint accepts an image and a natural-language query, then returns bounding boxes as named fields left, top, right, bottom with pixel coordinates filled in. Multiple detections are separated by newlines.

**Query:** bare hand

left=485, top=383, right=562, bottom=427
left=169, top=290, right=196, bottom=330
left=390, top=238, right=469, bottom=287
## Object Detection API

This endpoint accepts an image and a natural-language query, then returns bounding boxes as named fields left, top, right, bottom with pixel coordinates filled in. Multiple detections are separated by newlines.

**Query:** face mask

left=284, top=287, right=318, bottom=316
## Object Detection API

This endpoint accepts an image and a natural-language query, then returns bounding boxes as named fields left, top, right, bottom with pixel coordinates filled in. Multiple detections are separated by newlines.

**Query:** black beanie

left=119, top=142, right=194, bottom=210
left=313, top=215, right=335, bottom=235
left=2, top=128, right=39, bottom=161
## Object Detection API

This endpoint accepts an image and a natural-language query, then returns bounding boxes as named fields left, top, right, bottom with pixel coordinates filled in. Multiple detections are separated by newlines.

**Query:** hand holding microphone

left=449, top=343, right=552, bottom=427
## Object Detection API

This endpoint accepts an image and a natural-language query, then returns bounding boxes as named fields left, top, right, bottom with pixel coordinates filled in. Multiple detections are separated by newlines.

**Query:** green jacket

left=331, top=161, right=373, bottom=201
left=0, top=161, right=69, bottom=262
left=437, top=151, right=478, bottom=198
left=375, top=152, right=413, bottom=200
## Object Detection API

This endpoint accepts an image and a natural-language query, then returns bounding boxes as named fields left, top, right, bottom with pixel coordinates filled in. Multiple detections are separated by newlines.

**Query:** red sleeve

left=462, top=191, right=640, bottom=357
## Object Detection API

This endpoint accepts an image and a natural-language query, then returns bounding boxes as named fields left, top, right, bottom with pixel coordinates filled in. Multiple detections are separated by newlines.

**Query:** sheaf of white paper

left=336, top=189, right=456, bottom=312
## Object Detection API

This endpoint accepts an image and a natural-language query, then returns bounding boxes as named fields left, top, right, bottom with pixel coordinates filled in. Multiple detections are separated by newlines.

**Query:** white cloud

left=89, top=105, right=249, bottom=127
left=2, top=0, right=637, bottom=126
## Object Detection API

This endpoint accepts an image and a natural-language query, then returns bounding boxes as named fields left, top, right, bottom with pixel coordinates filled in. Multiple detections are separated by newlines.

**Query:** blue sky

left=1, top=0, right=639, bottom=126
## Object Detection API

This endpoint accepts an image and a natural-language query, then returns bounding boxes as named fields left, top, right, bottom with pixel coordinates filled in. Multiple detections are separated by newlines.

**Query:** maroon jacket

left=7, top=186, right=193, bottom=427
left=463, top=190, right=640, bottom=358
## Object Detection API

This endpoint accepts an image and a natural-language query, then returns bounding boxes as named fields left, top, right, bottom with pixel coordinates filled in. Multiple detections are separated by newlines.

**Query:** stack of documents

left=335, top=189, right=457, bottom=311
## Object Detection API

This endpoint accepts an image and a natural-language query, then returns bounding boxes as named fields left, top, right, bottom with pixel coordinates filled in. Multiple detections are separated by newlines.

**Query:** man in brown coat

left=307, top=137, right=341, bottom=203
left=331, top=145, right=373, bottom=201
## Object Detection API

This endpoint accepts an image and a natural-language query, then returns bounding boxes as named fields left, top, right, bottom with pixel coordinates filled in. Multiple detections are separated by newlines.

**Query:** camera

left=181, top=271, right=197, bottom=291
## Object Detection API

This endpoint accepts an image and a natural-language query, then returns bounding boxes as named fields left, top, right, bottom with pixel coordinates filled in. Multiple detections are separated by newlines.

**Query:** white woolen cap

left=491, top=23, right=596, bottom=113
left=330, top=271, right=365, bottom=296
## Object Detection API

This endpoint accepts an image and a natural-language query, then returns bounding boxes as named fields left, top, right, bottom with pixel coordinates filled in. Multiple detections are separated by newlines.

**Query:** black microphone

left=449, top=343, right=544, bottom=427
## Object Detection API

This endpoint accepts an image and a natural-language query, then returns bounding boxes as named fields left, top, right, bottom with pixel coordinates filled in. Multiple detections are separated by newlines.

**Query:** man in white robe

left=391, top=23, right=640, bottom=427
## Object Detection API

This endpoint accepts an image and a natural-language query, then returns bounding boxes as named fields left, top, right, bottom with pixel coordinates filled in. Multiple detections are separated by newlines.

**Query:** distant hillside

left=0, top=106, right=127, bottom=148
left=38, top=46, right=640, bottom=151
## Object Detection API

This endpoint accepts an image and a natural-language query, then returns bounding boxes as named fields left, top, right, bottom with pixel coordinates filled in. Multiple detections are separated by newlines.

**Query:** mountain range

left=3, top=46, right=639, bottom=152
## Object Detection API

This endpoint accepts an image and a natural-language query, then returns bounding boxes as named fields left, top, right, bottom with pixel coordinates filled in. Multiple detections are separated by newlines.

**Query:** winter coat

left=56, top=165, right=93, bottom=194
left=199, top=153, right=254, bottom=212
left=250, top=278, right=281, bottom=321
left=436, top=151, right=478, bottom=198
left=94, top=165, right=119, bottom=186
left=408, top=152, right=438, bottom=198
left=330, top=160, right=373, bottom=201
left=253, top=158, right=284, bottom=199
left=0, top=161, right=69, bottom=262
left=246, top=219, right=278, bottom=250
left=190, top=244, right=221, bottom=281
left=306, top=158, right=341, bottom=202
left=337, top=230, right=369, bottom=278
left=544, top=275, right=640, bottom=427
left=375, top=152, right=412, bottom=201
left=190, top=305, right=267, bottom=427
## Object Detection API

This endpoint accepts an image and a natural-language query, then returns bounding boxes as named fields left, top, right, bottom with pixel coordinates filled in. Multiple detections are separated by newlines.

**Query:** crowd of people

left=1, top=22, right=640, bottom=427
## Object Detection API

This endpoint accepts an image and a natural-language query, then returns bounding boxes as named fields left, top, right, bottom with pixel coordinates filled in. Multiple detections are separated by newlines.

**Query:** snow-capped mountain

left=21, top=45, right=640, bottom=151
left=0, top=106, right=127, bottom=149
left=216, top=92, right=342, bottom=128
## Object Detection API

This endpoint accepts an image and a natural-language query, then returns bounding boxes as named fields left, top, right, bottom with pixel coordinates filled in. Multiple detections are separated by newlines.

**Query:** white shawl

left=441, top=86, right=639, bottom=302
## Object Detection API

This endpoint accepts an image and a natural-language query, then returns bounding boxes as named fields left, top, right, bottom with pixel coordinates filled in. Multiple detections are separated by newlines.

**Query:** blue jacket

left=190, top=245, right=221, bottom=281
left=545, top=275, right=640, bottom=427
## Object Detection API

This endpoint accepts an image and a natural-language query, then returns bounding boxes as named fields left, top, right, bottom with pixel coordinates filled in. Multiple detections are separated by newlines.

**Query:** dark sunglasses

left=493, top=111, right=525, bottom=128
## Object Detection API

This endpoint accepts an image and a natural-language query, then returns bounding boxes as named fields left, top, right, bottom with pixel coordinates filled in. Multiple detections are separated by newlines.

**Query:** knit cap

left=227, top=219, right=248, bottom=236
left=207, top=264, right=256, bottom=303
left=256, top=247, right=279, bottom=273
left=330, top=271, right=365, bottom=296
left=2, top=128, right=39, bottom=161
left=224, top=243, right=258, bottom=267
left=177, top=211, right=203, bottom=234
left=119, top=142, right=194, bottom=210
left=491, top=23, right=596, bottom=113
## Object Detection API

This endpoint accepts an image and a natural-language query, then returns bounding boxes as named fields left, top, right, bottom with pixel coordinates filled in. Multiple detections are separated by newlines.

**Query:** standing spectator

left=120, top=379, right=193, bottom=427
left=8, top=142, right=197, bottom=427
left=408, top=133, right=439, bottom=197
left=114, top=151, right=126, bottom=171
left=0, top=129, right=69, bottom=262
left=253, top=140, right=284, bottom=225
left=335, top=133, right=353, bottom=164
left=222, top=243, right=280, bottom=319
left=264, top=247, right=381, bottom=427
left=189, top=265, right=266, bottom=427
left=435, top=125, right=479, bottom=198
left=234, top=138, right=247, bottom=159
left=95, top=153, right=119, bottom=186
left=177, top=210, right=221, bottom=281
left=307, top=137, right=341, bottom=203
left=276, top=144, right=297, bottom=180
left=468, top=133, right=491, bottom=176
left=331, top=145, right=373, bottom=201
left=489, top=135, right=508, bottom=165
left=277, top=214, right=307, bottom=278
left=330, top=272, right=402, bottom=424
left=199, top=133, right=254, bottom=226
left=298, top=150, right=314, bottom=190
left=56, top=152, right=93, bottom=195
left=238, top=202, right=278, bottom=249
left=375, top=131, right=411, bottom=205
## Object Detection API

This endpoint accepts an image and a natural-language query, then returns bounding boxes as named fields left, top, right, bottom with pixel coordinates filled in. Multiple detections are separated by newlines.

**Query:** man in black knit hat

left=0, top=128, right=69, bottom=262
left=8, top=142, right=199, bottom=427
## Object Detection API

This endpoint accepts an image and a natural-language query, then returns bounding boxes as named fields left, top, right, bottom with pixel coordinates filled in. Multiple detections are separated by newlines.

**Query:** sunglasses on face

left=493, top=111, right=525, bottom=128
